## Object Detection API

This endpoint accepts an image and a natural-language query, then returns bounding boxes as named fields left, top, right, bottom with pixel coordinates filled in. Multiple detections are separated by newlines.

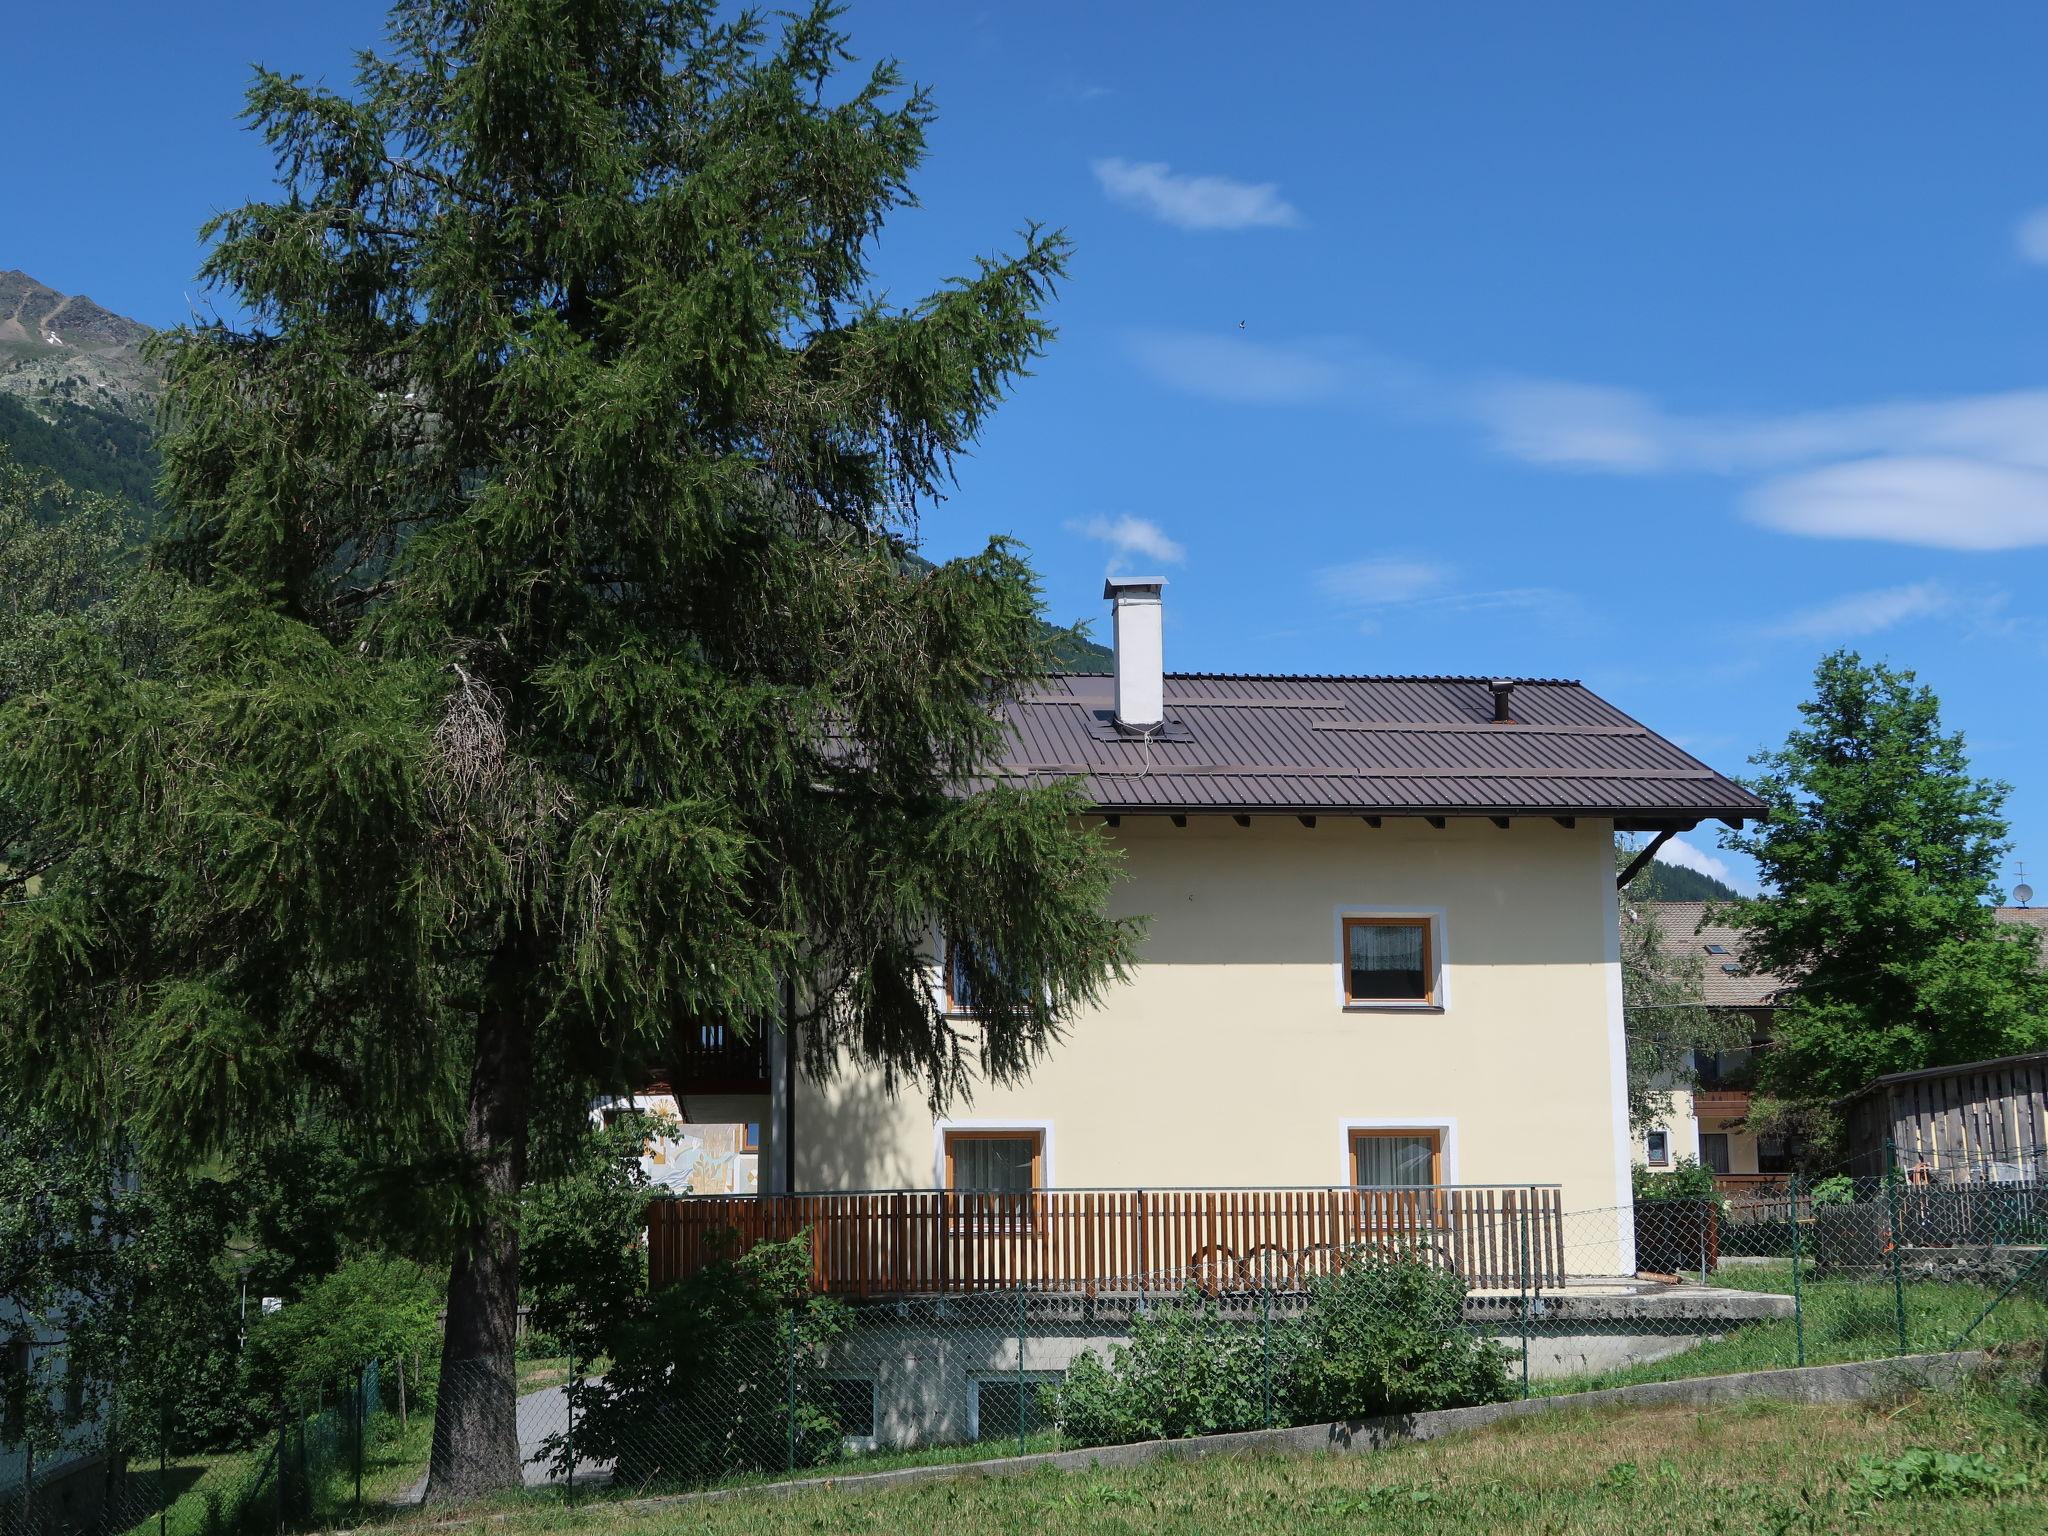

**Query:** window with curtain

left=945, top=1130, right=1042, bottom=1194
left=1343, top=917, right=1433, bottom=1003
left=1351, top=1129, right=1440, bottom=1188
left=1646, top=1129, right=1670, bottom=1167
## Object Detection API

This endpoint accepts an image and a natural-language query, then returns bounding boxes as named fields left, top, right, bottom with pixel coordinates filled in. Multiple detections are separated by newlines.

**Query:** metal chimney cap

left=1103, top=576, right=1167, bottom=598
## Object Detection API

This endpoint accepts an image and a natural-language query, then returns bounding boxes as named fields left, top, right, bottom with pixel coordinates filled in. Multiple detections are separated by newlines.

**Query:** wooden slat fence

left=646, top=1186, right=1565, bottom=1296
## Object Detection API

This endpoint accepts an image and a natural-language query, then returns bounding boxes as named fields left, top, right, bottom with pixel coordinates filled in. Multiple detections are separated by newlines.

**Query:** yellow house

left=731, top=578, right=1764, bottom=1275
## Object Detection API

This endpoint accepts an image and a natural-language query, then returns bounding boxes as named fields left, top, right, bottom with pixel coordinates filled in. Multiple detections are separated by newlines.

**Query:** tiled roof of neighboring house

left=1643, top=903, right=2048, bottom=1013
left=1996, top=905, right=2048, bottom=938
left=1642, top=901, right=1788, bottom=1008
left=985, top=674, right=1767, bottom=828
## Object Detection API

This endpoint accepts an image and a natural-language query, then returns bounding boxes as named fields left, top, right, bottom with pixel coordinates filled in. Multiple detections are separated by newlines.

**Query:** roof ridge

left=1052, top=671, right=1585, bottom=686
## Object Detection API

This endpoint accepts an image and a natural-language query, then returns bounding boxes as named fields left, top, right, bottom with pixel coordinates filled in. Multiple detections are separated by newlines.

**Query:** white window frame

left=1336, top=1116, right=1460, bottom=1186
left=1331, top=905, right=1448, bottom=1012
left=1645, top=1129, right=1670, bottom=1168
left=968, top=1372, right=1061, bottom=1443
left=931, top=1118, right=1056, bottom=1191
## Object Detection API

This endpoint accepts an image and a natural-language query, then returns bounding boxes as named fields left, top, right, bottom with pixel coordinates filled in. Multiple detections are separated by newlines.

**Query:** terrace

left=647, top=1185, right=1572, bottom=1297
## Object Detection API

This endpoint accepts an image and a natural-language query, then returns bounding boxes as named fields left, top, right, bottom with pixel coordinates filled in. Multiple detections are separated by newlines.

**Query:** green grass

left=1539, top=1262, right=2048, bottom=1396
left=367, top=1366, right=2048, bottom=1535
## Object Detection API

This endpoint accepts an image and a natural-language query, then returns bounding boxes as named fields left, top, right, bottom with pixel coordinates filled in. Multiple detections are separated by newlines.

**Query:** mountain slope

left=0, top=271, right=161, bottom=508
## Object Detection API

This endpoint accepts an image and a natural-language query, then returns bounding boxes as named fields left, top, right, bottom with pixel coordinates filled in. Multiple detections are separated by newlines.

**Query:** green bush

left=1810, top=1175, right=1857, bottom=1207
left=1048, top=1253, right=1509, bottom=1447
left=544, top=1235, right=851, bottom=1487
left=1633, top=1156, right=1724, bottom=1205
left=1288, top=1253, right=1513, bottom=1421
left=1049, top=1292, right=1271, bottom=1444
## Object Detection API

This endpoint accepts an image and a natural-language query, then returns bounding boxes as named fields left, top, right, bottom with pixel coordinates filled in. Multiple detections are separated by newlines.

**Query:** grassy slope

left=373, top=1371, right=2048, bottom=1536
left=1534, top=1263, right=2048, bottom=1396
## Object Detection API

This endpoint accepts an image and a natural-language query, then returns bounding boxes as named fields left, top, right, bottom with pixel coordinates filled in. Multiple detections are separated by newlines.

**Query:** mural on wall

left=592, top=1093, right=759, bottom=1194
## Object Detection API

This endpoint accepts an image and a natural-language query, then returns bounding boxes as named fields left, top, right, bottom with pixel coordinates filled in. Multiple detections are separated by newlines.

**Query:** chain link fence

left=10, top=1156, right=2048, bottom=1529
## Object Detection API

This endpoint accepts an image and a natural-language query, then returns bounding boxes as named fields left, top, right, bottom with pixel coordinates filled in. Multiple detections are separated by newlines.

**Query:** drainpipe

left=782, top=974, right=797, bottom=1195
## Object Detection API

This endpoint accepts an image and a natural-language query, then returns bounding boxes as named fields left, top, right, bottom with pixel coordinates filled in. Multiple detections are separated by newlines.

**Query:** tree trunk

left=425, top=931, right=537, bottom=1502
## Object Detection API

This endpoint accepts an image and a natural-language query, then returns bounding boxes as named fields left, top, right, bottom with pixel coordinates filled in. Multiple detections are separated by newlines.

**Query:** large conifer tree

left=0, top=0, right=1134, bottom=1496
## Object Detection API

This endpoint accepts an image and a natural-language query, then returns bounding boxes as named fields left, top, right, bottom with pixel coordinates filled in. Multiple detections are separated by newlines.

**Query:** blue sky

left=13, top=2, right=2048, bottom=894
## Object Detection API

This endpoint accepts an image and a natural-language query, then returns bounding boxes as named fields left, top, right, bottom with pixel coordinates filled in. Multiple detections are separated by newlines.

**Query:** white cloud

left=1747, top=457, right=2048, bottom=551
left=2018, top=208, right=2048, bottom=266
left=1654, top=836, right=1740, bottom=888
left=1068, top=514, right=1186, bottom=566
left=1091, top=157, right=1302, bottom=231
left=1317, top=558, right=1451, bottom=605
left=1763, top=580, right=1964, bottom=640
left=1474, top=377, right=2048, bottom=550
left=1127, top=330, right=1345, bottom=404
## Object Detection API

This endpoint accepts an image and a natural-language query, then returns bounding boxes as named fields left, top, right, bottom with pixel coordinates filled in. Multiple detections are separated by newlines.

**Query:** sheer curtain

left=1348, top=921, right=1427, bottom=998
left=1354, top=1134, right=1435, bottom=1188
left=953, top=1136, right=1035, bottom=1193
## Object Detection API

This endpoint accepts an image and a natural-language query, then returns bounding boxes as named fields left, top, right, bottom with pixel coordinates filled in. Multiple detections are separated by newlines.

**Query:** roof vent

left=1103, top=576, right=1165, bottom=732
left=1488, top=678, right=1516, bottom=724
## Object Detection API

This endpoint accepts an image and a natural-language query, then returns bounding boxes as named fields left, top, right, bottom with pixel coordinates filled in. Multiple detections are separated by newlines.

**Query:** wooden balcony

left=1692, top=1089, right=1753, bottom=1118
left=660, top=1023, right=769, bottom=1095
left=647, top=1185, right=1566, bottom=1297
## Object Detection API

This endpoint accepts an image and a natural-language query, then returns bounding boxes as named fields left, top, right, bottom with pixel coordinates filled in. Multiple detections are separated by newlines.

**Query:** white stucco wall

left=789, top=815, right=1631, bottom=1231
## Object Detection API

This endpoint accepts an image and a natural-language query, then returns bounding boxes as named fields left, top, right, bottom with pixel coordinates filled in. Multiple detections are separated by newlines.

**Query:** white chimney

left=1103, top=576, right=1166, bottom=731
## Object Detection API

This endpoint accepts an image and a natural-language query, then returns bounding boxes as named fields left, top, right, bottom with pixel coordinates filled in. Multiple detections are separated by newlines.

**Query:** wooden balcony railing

left=661, top=1024, right=769, bottom=1094
left=646, top=1185, right=1565, bottom=1297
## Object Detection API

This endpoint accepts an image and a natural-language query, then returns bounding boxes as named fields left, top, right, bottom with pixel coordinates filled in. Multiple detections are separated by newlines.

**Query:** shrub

left=1048, top=1291, right=1272, bottom=1444
left=1810, top=1175, right=1858, bottom=1207
left=1633, top=1156, right=1724, bottom=1205
left=1288, top=1252, right=1512, bottom=1421
left=544, top=1235, right=851, bottom=1487
left=1049, top=1253, right=1510, bottom=1447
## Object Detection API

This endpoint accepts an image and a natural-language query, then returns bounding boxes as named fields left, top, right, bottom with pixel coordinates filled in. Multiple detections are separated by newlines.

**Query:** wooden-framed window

left=1342, top=916, right=1435, bottom=1005
left=1646, top=1129, right=1670, bottom=1168
left=943, top=1128, right=1044, bottom=1194
left=1349, top=1128, right=1442, bottom=1188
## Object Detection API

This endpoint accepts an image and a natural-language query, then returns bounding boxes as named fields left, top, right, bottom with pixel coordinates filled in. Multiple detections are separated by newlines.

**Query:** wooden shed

left=1839, top=1052, right=2048, bottom=1180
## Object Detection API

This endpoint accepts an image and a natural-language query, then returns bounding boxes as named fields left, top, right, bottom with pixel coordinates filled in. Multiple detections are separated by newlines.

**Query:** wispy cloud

left=1068, top=514, right=1186, bottom=567
left=1127, top=330, right=1346, bottom=405
left=1316, top=559, right=1451, bottom=605
left=1091, top=157, right=1301, bottom=231
left=1764, top=581, right=1966, bottom=641
left=1317, top=558, right=1583, bottom=634
left=2019, top=207, right=2048, bottom=266
left=1475, top=380, right=2048, bottom=550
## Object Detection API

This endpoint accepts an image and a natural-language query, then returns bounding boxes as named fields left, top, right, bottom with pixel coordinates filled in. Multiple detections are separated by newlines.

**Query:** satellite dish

left=2017, top=883, right=2035, bottom=908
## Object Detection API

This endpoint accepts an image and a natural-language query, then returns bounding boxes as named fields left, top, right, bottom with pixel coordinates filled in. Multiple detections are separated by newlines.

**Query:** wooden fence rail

left=646, top=1186, right=1565, bottom=1296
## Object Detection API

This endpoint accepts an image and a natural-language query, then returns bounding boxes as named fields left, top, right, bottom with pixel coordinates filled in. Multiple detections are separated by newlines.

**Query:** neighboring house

left=594, top=1083, right=760, bottom=1195
left=1637, top=901, right=1786, bottom=1187
left=658, top=577, right=1764, bottom=1283
left=1640, top=900, right=2048, bottom=1188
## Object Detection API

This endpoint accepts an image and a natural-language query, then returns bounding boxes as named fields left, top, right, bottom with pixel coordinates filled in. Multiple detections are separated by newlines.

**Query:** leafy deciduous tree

left=1723, top=651, right=2048, bottom=1100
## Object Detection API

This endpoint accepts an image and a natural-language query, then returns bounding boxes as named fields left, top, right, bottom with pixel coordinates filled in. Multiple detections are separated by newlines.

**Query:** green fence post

left=275, top=1406, right=286, bottom=1534
left=1517, top=1193, right=1531, bottom=1399
left=1016, top=1288, right=1028, bottom=1458
left=1788, top=1173, right=1805, bottom=1368
left=784, top=1311, right=798, bottom=1473
left=352, top=1366, right=363, bottom=1519
left=566, top=1350, right=578, bottom=1506
left=159, top=1400, right=169, bottom=1536
left=1260, top=1253, right=1273, bottom=1430
left=1886, top=1138, right=1909, bottom=1354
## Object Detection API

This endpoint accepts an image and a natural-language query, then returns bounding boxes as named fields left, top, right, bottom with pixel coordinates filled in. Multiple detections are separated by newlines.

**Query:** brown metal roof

left=984, top=674, right=1766, bottom=826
